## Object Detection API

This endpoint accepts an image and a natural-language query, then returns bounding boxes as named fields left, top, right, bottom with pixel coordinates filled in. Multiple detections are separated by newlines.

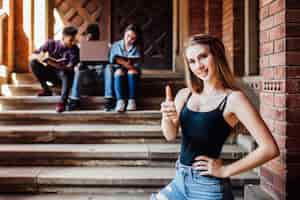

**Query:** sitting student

left=66, top=23, right=112, bottom=111
left=30, top=26, right=79, bottom=113
left=106, top=24, right=143, bottom=112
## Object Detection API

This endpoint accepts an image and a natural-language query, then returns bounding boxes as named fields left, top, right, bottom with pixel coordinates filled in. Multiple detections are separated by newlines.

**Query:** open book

left=37, top=52, right=67, bottom=67
left=115, top=55, right=140, bottom=64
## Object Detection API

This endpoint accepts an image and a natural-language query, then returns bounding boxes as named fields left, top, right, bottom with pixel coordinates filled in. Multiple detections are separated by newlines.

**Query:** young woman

left=106, top=24, right=143, bottom=112
left=151, top=34, right=279, bottom=200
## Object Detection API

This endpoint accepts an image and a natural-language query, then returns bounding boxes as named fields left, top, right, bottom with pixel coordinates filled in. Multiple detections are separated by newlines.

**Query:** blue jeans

left=70, top=63, right=110, bottom=100
left=150, top=160, right=234, bottom=200
left=105, top=64, right=141, bottom=100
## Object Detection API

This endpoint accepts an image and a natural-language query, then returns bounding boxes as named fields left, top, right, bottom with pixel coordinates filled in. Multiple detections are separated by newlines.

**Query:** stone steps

left=11, top=71, right=184, bottom=85
left=0, top=110, right=161, bottom=125
left=0, top=144, right=247, bottom=166
left=0, top=194, right=153, bottom=200
left=1, top=82, right=184, bottom=97
left=0, top=96, right=162, bottom=110
left=0, top=166, right=259, bottom=193
left=0, top=124, right=239, bottom=144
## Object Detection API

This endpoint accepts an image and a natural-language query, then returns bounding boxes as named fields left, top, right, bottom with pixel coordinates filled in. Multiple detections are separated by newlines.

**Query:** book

left=37, top=52, right=67, bottom=68
left=115, top=55, right=140, bottom=64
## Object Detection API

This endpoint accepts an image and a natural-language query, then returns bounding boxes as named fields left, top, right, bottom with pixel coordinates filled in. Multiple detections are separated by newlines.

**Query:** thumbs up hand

left=161, top=85, right=178, bottom=124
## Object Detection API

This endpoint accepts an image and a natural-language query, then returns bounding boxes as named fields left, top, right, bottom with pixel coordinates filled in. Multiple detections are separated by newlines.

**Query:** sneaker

left=66, top=98, right=80, bottom=111
left=104, top=97, right=115, bottom=112
left=115, top=99, right=126, bottom=112
left=56, top=101, right=66, bottom=113
left=37, top=89, right=52, bottom=97
left=126, top=99, right=136, bottom=111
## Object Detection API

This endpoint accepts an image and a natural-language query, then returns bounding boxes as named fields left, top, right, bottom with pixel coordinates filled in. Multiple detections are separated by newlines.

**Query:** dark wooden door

left=111, top=0, right=173, bottom=69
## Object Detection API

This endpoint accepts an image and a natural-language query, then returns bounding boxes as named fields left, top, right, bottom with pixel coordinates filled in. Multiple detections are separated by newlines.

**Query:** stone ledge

left=244, top=185, right=274, bottom=200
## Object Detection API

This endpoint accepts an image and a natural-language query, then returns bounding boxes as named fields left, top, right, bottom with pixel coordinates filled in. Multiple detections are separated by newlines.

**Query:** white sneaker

left=126, top=99, right=136, bottom=111
left=115, top=99, right=126, bottom=112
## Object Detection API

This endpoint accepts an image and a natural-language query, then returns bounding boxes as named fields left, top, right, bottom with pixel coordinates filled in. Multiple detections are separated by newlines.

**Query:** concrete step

left=1, top=81, right=184, bottom=97
left=0, top=124, right=171, bottom=144
left=0, top=96, right=162, bottom=111
left=0, top=194, right=153, bottom=200
left=11, top=70, right=184, bottom=85
left=244, top=185, right=273, bottom=200
left=0, top=193, right=244, bottom=200
left=0, top=166, right=259, bottom=193
left=0, top=124, right=239, bottom=144
left=0, top=144, right=247, bottom=166
left=0, top=110, right=161, bottom=125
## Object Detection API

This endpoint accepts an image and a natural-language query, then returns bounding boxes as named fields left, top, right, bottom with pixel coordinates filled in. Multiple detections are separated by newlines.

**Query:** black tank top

left=179, top=92, right=233, bottom=166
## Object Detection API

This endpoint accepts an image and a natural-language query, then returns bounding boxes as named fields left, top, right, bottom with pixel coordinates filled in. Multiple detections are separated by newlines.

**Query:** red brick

left=274, top=93, right=286, bottom=107
left=261, top=67, right=275, bottom=79
left=269, top=25, right=285, bottom=40
left=265, top=159, right=287, bottom=177
left=274, top=38, right=285, bottom=53
left=260, top=16, right=274, bottom=31
left=274, top=120, right=287, bottom=136
left=261, top=105, right=276, bottom=120
left=269, top=52, right=286, bottom=66
left=261, top=92, right=275, bottom=105
left=264, top=117, right=275, bottom=132
left=274, top=10, right=285, bottom=26
left=260, top=30, right=270, bottom=43
left=274, top=107, right=286, bottom=121
left=273, top=134, right=286, bottom=149
left=260, top=0, right=275, bottom=8
left=261, top=41, right=274, bottom=55
left=260, top=6, right=270, bottom=20
left=269, top=0, right=285, bottom=15
left=274, top=66, right=286, bottom=80
left=260, top=55, right=270, bottom=68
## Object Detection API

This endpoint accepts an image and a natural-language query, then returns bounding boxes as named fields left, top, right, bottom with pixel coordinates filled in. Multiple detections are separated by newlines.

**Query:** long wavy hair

left=183, top=34, right=238, bottom=93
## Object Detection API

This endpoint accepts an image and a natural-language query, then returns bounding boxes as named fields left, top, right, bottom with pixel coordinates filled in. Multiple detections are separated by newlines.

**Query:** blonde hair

left=183, top=34, right=238, bottom=93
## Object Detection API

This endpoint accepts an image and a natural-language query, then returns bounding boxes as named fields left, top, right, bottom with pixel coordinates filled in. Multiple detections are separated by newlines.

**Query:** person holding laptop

left=30, top=26, right=79, bottom=113
left=107, top=24, right=143, bottom=112
left=66, top=23, right=112, bottom=111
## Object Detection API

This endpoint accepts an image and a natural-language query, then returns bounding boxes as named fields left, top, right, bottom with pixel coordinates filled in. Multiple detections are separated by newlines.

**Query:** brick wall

left=222, top=0, right=245, bottom=76
left=189, top=0, right=205, bottom=35
left=259, top=0, right=300, bottom=199
left=205, top=0, right=222, bottom=39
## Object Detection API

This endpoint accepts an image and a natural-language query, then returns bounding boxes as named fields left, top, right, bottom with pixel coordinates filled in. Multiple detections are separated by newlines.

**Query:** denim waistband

left=175, top=160, right=226, bottom=183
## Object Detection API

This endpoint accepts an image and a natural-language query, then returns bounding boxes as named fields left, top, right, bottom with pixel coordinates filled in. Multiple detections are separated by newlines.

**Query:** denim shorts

left=150, top=160, right=234, bottom=200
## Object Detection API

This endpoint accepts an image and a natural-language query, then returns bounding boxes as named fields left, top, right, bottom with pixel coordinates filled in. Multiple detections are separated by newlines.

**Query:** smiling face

left=124, top=30, right=137, bottom=47
left=185, top=44, right=218, bottom=83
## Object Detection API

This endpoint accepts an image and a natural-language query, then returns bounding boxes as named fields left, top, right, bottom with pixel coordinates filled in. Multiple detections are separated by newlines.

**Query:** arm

left=115, top=57, right=136, bottom=70
left=194, top=91, right=280, bottom=178
left=221, top=91, right=279, bottom=177
left=160, top=88, right=190, bottom=141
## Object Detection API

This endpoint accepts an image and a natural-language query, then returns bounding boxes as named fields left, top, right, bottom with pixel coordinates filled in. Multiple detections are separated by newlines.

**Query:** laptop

left=80, top=41, right=110, bottom=64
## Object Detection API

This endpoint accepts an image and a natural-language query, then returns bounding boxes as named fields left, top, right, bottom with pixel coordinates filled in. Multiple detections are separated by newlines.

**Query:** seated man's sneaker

left=56, top=101, right=66, bottom=113
left=66, top=98, right=80, bottom=111
left=115, top=99, right=126, bottom=112
left=37, top=89, right=52, bottom=97
left=104, top=97, right=115, bottom=112
left=126, top=99, right=136, bottom=111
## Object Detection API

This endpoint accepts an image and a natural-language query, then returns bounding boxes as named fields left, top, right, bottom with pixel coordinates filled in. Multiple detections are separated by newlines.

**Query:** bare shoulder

left=175, top=88, right=191, bottom=102
left=227, top=89, right=254, bottom=113
left=174, top=88, right=191, bottom=111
